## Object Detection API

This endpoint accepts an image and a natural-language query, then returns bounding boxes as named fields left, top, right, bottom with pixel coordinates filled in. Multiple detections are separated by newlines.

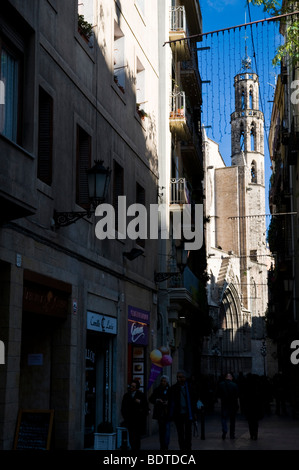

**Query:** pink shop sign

left=128, top=321, right=148, bottom=345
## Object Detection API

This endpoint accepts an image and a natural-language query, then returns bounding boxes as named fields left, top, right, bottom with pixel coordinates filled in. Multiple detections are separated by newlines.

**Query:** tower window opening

left=251, top=160, right=257, bottom=183
left=240, top=122, right=245, bottom=151
left=241, top=89, right=245, bottom=109
left=249, top=88, right=253, bottom=109
left=250, top=123, right=256, bottom=151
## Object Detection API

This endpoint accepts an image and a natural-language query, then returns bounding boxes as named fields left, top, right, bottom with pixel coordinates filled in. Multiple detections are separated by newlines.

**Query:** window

left=239, top=122, right=245, bottom=151
left=136, top=182, right=145, bottom=248
left=136, top=57, right=146, bottom=117
left=78, top=0, right=94, bottom=45
left=249, top=87, right=253, bottom=109
left=250, top=250, right=257, bottom=262
left=135, top=0, right=145, bottom=16
left=241, top=89, right=245, bottom=109
left=38, top=87, right=53, bottom=185
left=76, top=125, right=91, bottom=208
left=0, top=38, right=22, bottom=143
left=250, top=123, right=256, bottom=151
left=114, top=22, right=125, bottom=93
left=113, top=160, right=124, bottom=232
left=251, top=160, right=257, bottom=183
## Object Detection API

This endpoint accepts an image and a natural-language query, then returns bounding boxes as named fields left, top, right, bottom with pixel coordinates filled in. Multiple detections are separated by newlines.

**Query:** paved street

left=141, top=402, right=299, bottom=451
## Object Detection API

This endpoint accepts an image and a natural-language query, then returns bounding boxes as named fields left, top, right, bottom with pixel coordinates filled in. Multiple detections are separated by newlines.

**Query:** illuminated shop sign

left=128, top=306, right=150, bottom=345
left=87, top=311, right=117, bottom=334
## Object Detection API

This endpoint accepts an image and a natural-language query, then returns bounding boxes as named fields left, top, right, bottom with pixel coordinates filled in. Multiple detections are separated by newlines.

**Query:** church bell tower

left=230, top=54, right=268, bottom=326
left=231, top=56, right=265, bottom=181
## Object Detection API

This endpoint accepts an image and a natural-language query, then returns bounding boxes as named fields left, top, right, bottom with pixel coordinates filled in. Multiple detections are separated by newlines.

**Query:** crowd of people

left=121, top=370, right=289, bottom=451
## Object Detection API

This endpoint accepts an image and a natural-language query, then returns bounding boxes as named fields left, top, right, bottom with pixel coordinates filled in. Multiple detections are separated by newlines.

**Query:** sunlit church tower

left=203, top=53, right=269, bottom=377
left=230, top=55, right=269, bottom=371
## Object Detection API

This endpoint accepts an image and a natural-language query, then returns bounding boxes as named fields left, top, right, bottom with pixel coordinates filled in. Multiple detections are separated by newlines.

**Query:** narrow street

left=141, top=402, right=299, bottom=451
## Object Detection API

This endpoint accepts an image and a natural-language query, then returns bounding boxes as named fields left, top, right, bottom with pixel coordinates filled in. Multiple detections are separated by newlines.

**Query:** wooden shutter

left=76, top=125, right=91, bottom=207
left=38, top=87, right=53, bottom=185
left=113, top=161, right=124, bottom=230
left=136, top=182, right=145, bottom=247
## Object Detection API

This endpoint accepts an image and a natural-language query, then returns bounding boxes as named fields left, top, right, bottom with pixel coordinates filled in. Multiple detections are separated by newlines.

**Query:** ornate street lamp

left=154, top=242, right=188, bottom=283
left=53, top=160, right=111, bottom=228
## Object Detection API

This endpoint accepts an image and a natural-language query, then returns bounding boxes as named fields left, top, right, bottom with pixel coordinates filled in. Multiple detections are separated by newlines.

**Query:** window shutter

left=113, top=161, right=124, bottom=231
left=76, top=126, right=91, bottom=207
left=136, top=182, right=145, bottom=248
left=38, top=87, right=53, bottom=185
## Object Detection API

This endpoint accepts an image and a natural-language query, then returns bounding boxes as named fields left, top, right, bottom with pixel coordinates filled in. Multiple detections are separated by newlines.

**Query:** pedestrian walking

left=272, top=372, right=288, bottom=416
left=242, top=373, right=265, bottom=440
left=121, top=379, right=149, bottom=451
left=217, top=372, right=239, bottom=440
left=169, top=370, right=197, bottom=451
left=149, top=375, right=171, bottom=450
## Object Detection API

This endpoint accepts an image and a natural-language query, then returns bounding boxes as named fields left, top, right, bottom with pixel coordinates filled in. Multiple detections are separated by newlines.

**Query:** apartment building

left=267, top=0, right=299, bottom=416
left=0, top=0, right=159, bottom=449
left=156, top=1, right=206, bottom=380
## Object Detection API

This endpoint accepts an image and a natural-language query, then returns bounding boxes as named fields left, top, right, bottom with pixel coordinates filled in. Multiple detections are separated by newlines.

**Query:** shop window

left=114, top=22, right=125, bottom=93
left=38, top=87, right=53, bottom=186
left=0, top=36, right=22, bottom=143
left=76, top=125, right=91, bottom=208
left=85, top=332, right=113, bottom=448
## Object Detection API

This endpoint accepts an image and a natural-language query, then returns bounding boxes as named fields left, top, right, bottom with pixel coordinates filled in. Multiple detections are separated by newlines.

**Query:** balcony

left=170, top=178, right=191, bottom=208
left=169, top=6, right=191, bottom=61
left=181, top=48, right=202, bottom=107
left=169, top=92, right=191, bottom=141
left=181, top=118, right=203, bottom=177
left=168, top=267, right=199, bottom=320
left=178, top=0, right=202, bottom=37
left=0, top=135, right=37, bottom=223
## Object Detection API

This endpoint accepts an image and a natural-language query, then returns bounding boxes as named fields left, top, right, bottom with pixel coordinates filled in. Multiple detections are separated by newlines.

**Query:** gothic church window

left=251, top=160, right=257, bottom=183
left=241, top=89, right=245, bottom=109
left=250, top=123, right=256, bottom=151
left=249, top=87, right=253, bottom=109
left=240, top=122, right=245, bottom=151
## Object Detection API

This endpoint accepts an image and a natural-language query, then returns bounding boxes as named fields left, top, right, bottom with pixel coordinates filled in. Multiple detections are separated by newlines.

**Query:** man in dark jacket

left=169, top=370, right=197, bottom=451
left=149, top=375, right=171, bottom=450
left=121, top=380, right=149, bottom=450
left=218, top=373, right=239, bottom=439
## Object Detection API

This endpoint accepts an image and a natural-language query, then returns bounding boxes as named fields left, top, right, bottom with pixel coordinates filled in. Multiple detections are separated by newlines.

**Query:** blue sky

left=199, top=0, right=282, bottom=226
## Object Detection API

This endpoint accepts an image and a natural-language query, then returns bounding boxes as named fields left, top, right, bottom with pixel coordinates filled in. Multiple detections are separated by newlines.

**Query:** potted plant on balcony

left=78, top=14, right=93, bottom=43
left=177, top=106, right=184, bottom=117
left=94, top=421, right=116, bottom=450
left=136, top=103, right=148, bottom=120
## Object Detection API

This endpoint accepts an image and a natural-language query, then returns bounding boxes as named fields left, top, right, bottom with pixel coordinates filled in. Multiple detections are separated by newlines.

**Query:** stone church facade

left=202, top=61, right=269, bottom=378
